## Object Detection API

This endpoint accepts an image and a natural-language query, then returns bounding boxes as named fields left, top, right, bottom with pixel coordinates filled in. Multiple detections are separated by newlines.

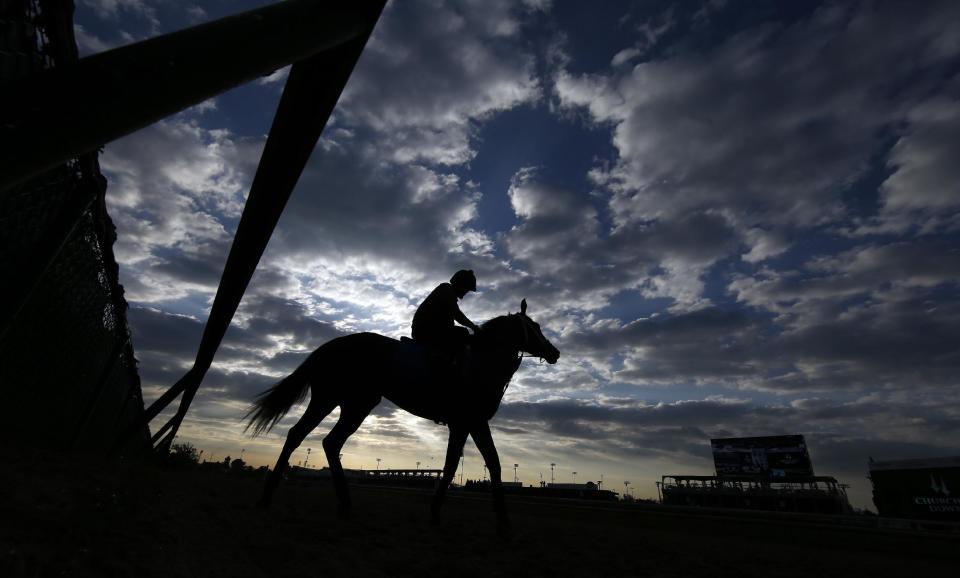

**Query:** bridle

left=515, top=314, right=546, bottom=363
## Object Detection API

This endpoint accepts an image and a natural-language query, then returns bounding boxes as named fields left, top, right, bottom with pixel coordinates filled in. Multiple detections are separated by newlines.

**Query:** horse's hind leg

left=257, top=395, right=336, bottom=508
left=431, top=425, right=468, bottom=524
left=471, top=421, right=509, bottom=528
left=322, top=402, right=374, bottom=517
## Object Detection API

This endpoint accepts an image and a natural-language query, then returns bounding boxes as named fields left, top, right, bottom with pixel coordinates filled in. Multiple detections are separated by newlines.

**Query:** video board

left=711, top=435, right=814, bottom=478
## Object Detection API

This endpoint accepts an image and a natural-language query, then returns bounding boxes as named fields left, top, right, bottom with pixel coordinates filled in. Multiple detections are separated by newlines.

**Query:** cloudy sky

left=75, top=0, right=960, bottom=510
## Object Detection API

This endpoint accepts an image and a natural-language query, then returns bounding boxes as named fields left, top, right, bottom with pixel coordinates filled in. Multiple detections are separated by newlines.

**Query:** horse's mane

left=475, top=314, right=524, bottom=358
left=480, top=314, right=515, bottom=334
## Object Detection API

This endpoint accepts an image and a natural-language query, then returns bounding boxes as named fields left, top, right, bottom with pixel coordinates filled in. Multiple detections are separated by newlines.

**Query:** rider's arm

left=453, top=303, right=478, bottom=332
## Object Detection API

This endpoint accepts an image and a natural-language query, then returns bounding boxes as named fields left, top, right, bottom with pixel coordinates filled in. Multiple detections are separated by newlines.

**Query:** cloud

left=724, top=239, right=960, bottom=390
left=564, top=308, right=762, bottom=386
left=256, top=66, right=290, bottom=86
left=81, top=0, right=160, bottom=33
left=523, top=1, right=960, bottom=397
left=73, top=23, right=114, bottom=55
left=741, top=228, right=790, bottom=263
left=101, top=119, right=262, bottom=301
left=269, top=140, right=498, bottom=314
left=556, top=0, right=960, bottom=235
left=610, top=47, right=641, bottom=68
left=334, top=0, right=542, bottom=165
left=499, top=167, right=740, bottom=313
left=731, top=240, right=960, bottom=316
left=854, top=83, right=960, bottom=235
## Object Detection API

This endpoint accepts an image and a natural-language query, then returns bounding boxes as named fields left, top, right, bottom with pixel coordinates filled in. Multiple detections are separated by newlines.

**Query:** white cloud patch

left=335, top=0, right=542, bottom=165
left=256, top=66, right=290, bottom=86
left=73, top=23, right=114, bottom=55
left=741, top=228, right=790, bottom=263
left=856, top=85, right=960, bottom=235
left=556, top=1, right=960, bottom=237
left=81, top=0, right=160, bottom=33
left=100, top=119, right=261, bottom=301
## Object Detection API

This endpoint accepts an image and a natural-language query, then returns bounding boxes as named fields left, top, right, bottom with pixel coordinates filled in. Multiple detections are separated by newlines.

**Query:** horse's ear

left=520, top=299, right=527, bottom=315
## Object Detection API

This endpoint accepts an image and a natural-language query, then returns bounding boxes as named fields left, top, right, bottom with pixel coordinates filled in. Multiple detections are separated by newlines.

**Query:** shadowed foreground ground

left=2, top=447, right=957, bottom=577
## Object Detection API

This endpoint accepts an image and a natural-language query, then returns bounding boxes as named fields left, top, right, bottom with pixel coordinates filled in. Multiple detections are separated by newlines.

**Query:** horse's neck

left=477, top=315, right=521, bottom=353
left=474, top=316, right=523, bottom=382
left=474, top=347, right=521, bottom=382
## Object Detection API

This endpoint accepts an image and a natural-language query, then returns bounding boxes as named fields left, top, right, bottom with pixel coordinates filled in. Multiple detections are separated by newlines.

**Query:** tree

left=167, top=442, right=200, bottom=468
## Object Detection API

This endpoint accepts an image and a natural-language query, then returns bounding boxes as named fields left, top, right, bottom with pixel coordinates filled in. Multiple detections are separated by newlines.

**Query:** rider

left=412, top=269, right=479, bottom=359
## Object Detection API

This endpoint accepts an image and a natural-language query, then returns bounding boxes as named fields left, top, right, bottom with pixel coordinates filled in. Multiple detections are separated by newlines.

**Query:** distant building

left=547, top=482, right=598, bottom=491
left=659, top=475, right=851, bottom=514
left=287, top=467, right=443, bottom=488
left=869, top=456, right=960, bottom=521
left=659, top=434, right=852, bottom=515
left=464, top=480, right=618, bottom=501
left=287, top=466, right=328, bottom=479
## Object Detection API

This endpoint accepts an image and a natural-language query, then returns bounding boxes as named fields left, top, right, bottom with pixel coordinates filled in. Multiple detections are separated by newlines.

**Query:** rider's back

left=411, top=282, right=458, bottom=343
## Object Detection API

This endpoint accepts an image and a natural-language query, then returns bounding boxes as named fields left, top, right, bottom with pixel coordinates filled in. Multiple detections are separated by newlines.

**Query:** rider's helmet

left=450, top=269, right=477, bottom=293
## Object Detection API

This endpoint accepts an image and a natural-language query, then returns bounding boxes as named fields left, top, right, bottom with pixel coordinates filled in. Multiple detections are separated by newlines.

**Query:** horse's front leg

left=471, top=421, right=509, bottom=528
left=431, top=425, right=468, bottom=523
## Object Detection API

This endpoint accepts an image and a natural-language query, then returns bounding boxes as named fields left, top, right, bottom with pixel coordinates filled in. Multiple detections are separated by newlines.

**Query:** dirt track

left=3, top=449, right=957, bottom=577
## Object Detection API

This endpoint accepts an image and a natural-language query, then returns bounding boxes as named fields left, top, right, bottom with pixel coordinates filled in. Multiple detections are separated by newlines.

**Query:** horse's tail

left=244, top=347, right=323, bottom=437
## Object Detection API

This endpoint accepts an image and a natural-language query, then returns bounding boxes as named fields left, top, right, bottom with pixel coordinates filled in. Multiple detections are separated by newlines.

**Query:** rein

left=515, top=314, right=546, bottom=363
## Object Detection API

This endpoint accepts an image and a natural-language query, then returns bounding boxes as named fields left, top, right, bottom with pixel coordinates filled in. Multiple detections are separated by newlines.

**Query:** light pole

left=460, top=453, right=465, bottom=485
left=240, top=448, right=245, bottom=463
left=303, top=448, right=310, bottom=468
left=572, top=471, right=577, bottom=485
left=514, top=464, right=519, bottom=484
left=376, top=457, right=381, bottom=471
left=550, top=463, right=555, bottom=485
left=416, top=461, right=421, bottom=470
left=483, top=464, right=487, bottom=481
left=624, top=480, right=631, bottom=498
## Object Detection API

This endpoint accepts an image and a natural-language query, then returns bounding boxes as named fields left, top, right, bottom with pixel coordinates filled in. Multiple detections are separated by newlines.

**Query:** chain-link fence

left=0, top=0, right=149, bottom=452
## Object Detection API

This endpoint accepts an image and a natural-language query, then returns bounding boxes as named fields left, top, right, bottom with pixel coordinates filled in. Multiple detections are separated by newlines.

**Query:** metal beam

left=0, top=0, right=383, bottom=193
left=116, top=1, right=387, bottom=455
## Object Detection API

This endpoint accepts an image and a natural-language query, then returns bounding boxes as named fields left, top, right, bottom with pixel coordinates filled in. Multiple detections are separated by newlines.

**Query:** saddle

left=397, top=336, right=473, bottom=385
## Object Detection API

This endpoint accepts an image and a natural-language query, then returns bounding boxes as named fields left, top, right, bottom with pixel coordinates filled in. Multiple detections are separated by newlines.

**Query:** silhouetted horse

left=247, top=299, right=559, bottom=526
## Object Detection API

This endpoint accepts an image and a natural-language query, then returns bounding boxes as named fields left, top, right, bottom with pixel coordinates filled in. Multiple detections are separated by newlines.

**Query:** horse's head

left=515, top=298, right=560, bottom=364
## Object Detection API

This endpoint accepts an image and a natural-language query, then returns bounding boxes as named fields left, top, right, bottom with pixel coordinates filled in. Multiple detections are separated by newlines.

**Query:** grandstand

left=659, top=474, right=851, bottom=514
left=289, top=467, right=444, bottom=489
left=463, top=479, right=619, bottom=501
left=658, top=435, right=852, bottom=515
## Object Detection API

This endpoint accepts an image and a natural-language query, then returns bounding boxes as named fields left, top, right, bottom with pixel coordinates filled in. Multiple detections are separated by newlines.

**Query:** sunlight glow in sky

left=75, top=0, right=960, bottom=509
